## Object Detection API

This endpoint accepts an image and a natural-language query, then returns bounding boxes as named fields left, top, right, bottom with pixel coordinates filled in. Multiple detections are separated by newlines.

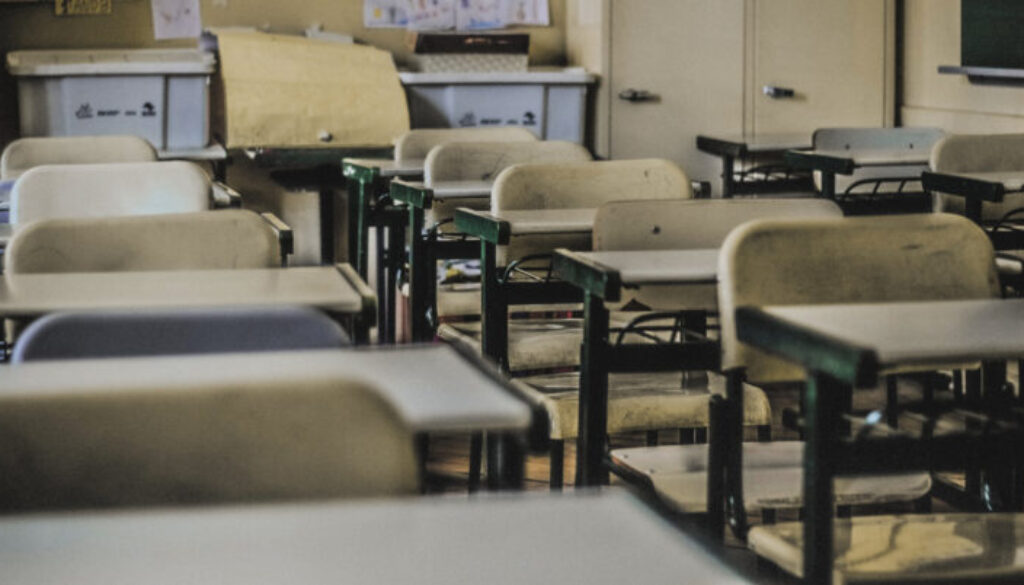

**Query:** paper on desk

left=211, top=29, right=410, bottom=148
left=151, top=0, right=201, bottom=39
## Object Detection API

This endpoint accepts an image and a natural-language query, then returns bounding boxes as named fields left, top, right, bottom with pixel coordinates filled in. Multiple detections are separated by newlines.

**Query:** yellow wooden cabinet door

left=750, top=0, right=893, bottom=134
left=608, top=0, right=745, bottom=181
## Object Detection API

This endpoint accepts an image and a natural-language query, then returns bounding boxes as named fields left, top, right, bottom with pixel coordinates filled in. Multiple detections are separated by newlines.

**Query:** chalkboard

left=962, top=0, right=1024, bottom=69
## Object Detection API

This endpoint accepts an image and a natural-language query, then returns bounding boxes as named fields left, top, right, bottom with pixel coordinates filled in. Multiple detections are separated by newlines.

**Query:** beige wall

left=903, top=0, right=1024, bottom=132
left=0, top=0, right=566, bottom=146
left=565, top=0, right=608, bottom=157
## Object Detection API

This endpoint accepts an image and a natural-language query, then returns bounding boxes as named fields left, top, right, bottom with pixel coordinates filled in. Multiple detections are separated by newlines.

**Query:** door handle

left=763, top=85, right=796, bottom=99
left=618, top=88, right=659, bottom=102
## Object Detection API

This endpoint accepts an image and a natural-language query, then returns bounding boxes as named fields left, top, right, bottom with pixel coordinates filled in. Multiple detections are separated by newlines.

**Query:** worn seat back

left=719, top=213, right=999, bottom=384
left=12, top=306, right=350, bottom=362
left=10, top=161, right=211, bottom=226
left=0, top=135, right=156, bottom=180
left=493, top=158, right=691, bottom=264
left=393, top=127, right=536, bottom=162
left=5, top=209, right=280, bottom=274
left=0, top=374, right=418, bottom=511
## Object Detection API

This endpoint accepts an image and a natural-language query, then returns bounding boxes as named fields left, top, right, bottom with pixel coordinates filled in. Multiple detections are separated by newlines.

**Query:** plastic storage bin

left=6, top=49, right=216, bottom=152
left=399, top=68, right=595, bottom=144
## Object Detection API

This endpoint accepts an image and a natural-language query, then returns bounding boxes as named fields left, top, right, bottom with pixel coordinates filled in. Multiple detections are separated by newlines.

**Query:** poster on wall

left=151, top=0, right=202, bottom=39
left=364, top=0, right=410, bottom=28
left=364, top=0, right=548, bottom=30
left=55, top=0, right=112, bottom=15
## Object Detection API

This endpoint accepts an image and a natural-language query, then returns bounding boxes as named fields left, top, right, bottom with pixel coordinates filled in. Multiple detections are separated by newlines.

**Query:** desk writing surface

left=501, top=208, right=597, bottom=235
left=0, top=491, right=752, bottom=585
left=700, top=133, right=812, bottom=154
left=580, top=249, right=720, bottom=284
left=807, top=148, right=930, bottom=168
left=758, top=299, right=1024, bottom=369
left=428, top=180, right=494, bottom=199
left=2, top=346, right=530, bottom=433
left=0, top=266, right=366, bottom=317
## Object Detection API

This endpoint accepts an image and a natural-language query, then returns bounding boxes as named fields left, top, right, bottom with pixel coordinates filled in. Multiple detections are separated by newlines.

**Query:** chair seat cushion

left=611, top=442, right=931, bottom=513
left=748, top=513, right=1024, bottom=582
left=512, top=371, right=772, bottom=440
left=437, top=313, right=685, bottom=372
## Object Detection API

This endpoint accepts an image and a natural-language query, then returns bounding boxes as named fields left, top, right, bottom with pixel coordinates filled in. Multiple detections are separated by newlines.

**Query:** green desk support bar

left=921, top=171, right=1006, bottom=223
left=551, top=248, right=623, bottom=302
left=342, top=162, right=381, bottom=279
left=454, top=208, right=511, bottom=245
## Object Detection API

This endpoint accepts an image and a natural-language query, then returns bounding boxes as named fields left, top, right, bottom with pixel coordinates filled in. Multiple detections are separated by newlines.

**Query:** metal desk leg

left=803, top=371, right=842, bottom=585
left=965, top=197, right=984, bottom=225
left=721, top=154, right=736, bottom=198
left=480, top=241, right=509, bottom=370
left=383, top=214, right=405, bottom=345
left=576, top=292, right=610, bottom=487
left=486, top=432, right=526, bottom=490
left=321, top=180, right=337, bottom=265
left=820, top=170, right=836, bottom=202
left=375, top=224, right=389, bottom=341
left=408, top=206, right=431, bottom=342
left=351, top=177, right=372, bottom=278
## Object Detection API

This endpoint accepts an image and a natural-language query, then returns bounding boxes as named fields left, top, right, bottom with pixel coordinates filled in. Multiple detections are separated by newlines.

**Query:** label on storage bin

left=64, top=76, right=163, bottom=148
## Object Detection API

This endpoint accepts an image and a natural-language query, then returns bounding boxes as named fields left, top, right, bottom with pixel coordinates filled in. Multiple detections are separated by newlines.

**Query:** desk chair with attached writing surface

left=0, top=375, right=418, bottom=512
left=442, top=159, right=693, bottom=374
left=11, top=306, right=350, bottom=363
left=928, top=133, right=1024, bottom=292
left=711, top=214, right=999, bottom=557
left=399, top=140, right=592, bottom=340
left=802, top=127, right=943, bottom=215
left=3, top=209, right=293, bottom=350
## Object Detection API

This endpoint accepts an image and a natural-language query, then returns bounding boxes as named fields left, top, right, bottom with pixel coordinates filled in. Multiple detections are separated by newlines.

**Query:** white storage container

left=6, top=49, right=216, bottom=152
left=399, top=68, right=595, bottom=144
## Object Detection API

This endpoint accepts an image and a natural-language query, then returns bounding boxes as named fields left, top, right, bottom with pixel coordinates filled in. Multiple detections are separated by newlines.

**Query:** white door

left=749, top=0, right=893, bottom=134
left=608, top=0, right=745, bottom=183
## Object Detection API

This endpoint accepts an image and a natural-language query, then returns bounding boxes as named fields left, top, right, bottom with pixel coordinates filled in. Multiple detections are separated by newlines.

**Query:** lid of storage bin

left=399, top=67, right=596, bottom=85
left=6, top=49, right=216, bottom=76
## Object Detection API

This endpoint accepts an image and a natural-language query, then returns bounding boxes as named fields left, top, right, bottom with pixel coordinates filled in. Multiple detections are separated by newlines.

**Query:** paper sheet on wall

left=409, top=0, right=456, bottom=30
left=364, top=0, right=410, bottom=28
left=151, top=0, right=202, bottom=39
left=211, top=30, right=410, bottom=148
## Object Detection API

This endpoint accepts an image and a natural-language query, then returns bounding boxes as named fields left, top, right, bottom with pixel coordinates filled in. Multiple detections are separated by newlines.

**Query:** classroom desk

left=552, top=248, right=721, bottom=486
left=245, top=146, right=392, bottom=265
left=786, top=147, right=930, bottom=200
left=2, top=344, right=538, bottom=488
left=735, top=298, right=1024, bottom=584
left=390, top=179, right=494, bottom=341
left=342, top=158, right=425, bottom=342
left=696, top=133, right=813, bottom=197
left=0, top=491, right=754, bottom=585
left=0, top=264, right=376, bottom=343
left=453, top=207, right=596, bottom=368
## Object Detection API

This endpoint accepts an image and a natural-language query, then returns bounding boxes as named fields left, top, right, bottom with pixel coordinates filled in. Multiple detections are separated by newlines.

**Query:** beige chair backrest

left=423, top=140, right=592, bottom=227
left=0, top=376, right=418, bottom=511
left=6, top=209, right=280, bottom=274
left=10, top=161, right=211, bottom=225
left=812, top=127, right=944, bottom=194
left=593, top=198, right=843, bottom=251
left=1, top=135, right=157, bottom=180
left=492, top=158, right=690, bottom=263
left=593, top=198, right=843, bottom=311
left=930, top=133, right=1024, bottom=220
left=424, top=140, right=592, bottom=184
left=718, top=213, right=1000, bottom=384
left=393, top=127, right=537, bottom=162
